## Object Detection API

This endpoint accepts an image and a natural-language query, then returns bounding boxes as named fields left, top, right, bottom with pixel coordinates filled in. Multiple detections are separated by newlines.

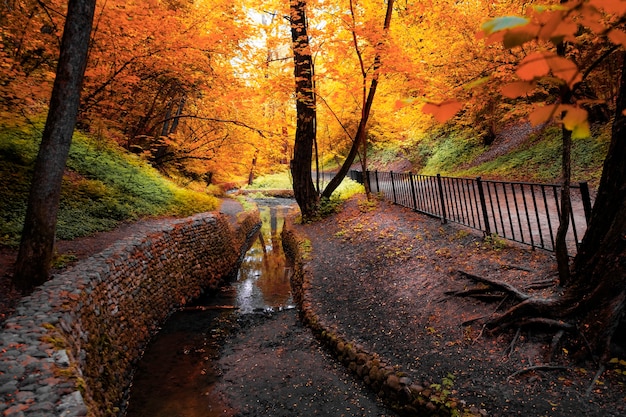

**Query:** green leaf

left=481, top=16, right=530, bottom=35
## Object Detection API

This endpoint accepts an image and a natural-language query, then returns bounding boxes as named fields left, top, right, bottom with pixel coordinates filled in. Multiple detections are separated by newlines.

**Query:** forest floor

left=1, top=197, right=625, bottom=416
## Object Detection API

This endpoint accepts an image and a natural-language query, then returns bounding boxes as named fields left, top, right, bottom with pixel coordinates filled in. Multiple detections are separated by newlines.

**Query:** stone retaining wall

left=0, top=211, right=260, bottom=417
left=282, top=224, right=482, bottom=417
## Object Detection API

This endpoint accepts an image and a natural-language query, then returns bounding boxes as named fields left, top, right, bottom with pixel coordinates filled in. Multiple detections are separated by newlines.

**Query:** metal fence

left=349, top=170, right=593, bottom=255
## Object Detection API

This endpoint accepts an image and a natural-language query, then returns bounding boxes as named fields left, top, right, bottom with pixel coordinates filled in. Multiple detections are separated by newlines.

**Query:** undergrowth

left=0, top=123, right=219, bottom=247
left=377, top=123, right=608, bottom=188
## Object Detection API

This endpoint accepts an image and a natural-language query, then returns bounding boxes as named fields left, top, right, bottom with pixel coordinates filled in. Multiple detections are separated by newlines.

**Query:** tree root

left=585, top=365, right=606, bottom=397
left=457, top=270, right=530, bottom=301
left=506, top=328, right=521, bottom=357
left=507, top=365, right=569, bottom=381
left=524, top=278, right=558, bottom=291
left=547, top=330, right=565, bottom=362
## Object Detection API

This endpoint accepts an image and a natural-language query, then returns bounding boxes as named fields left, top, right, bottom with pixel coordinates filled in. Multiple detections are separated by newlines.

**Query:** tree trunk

left=566, top=53, right=626, bottom=358
left=321, top=0, right=394, bottom=200
left=555, top=125, right=572, bottom=284
left=289, top=0, right=318, bottom=219
left=555, top=36, right=573, bottom=285
left=13, top=0, right=97, bottom=293
left=488, top=55, right=626, bottom=359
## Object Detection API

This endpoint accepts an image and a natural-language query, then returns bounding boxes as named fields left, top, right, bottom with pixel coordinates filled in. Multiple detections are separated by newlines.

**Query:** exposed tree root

left=457, top=270, right=530, bottom=301
left=445, top=287, right=507, bottom=301
left=496, top=317, right=575, bottom=332
left=502, top=264, right=535, bottom=273
left=548, top=330, right=565, bottom=362
left=585, top=365, right=606, bottom=397
left=524, top=278, right=558, bottom=291
left=507, top=365, right=569, bottom=381
left=506, top=328, right=521, bottom=357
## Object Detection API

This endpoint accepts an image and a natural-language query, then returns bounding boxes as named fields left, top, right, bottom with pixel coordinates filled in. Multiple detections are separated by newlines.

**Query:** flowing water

left=123, top=199, right=296, bottom=417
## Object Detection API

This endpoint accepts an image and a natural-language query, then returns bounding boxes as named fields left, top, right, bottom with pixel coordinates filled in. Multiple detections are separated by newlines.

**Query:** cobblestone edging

left=0, top=211, right=260, bottom=417
left=281, top=224, right=483, bottom=417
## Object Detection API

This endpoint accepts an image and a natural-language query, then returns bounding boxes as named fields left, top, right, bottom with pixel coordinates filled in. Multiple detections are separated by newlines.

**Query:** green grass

left=453, top=125, right=610, bottom=185
left=247, top=170, right=293, bottom=189
left=0, top=123, right=219, bottom=246
left=418, top=130, right=486, bottom=175
left=372, top=123, right=608, bottom=187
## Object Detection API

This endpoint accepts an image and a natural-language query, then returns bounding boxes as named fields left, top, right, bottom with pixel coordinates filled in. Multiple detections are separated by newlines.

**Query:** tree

left=289, top=0, right=318, bottom=219
left=444, top=1, right=626, bottom=360
left=321, top=0, right=394, bottom=199
left=13, top=0, right=97, bottom=292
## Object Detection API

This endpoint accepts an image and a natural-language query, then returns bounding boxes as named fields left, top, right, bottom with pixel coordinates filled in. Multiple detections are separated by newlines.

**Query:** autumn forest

left=2, top=1, right=626, bottom=415
left=0, top=0, right=619, bottom=185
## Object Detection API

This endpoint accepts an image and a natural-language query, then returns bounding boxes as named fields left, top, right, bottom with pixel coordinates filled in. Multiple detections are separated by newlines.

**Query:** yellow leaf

left=500, top=81, right=536, bottom=98
left=562, top=106, right=590, bottom=138
left=422, top=100, right=463, bottom=123
left=516, top=52, right=550, bottom=81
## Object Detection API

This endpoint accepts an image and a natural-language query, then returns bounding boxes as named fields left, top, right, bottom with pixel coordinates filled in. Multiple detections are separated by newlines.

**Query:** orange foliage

left=2, top=0, right=624, bottom=182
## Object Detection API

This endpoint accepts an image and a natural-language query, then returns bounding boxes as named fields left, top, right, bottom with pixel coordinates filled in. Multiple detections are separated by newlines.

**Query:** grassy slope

left=368, top=123, right=611, bottom=188
left=0, top=123, right=219, bottom=247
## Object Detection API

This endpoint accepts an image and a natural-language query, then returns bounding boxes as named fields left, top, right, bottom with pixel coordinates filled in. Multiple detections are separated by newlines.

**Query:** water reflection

left=123, top=198, right=296, bottom=417
left=234, top=201, right=294, bottom=313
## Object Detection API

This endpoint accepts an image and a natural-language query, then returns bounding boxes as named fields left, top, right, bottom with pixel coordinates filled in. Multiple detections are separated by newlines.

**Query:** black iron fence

left=349, top=170, right=593, bottom=255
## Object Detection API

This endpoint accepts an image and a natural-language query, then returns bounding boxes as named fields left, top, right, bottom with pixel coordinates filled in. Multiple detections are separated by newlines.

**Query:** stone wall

left=0, top=211, right=260, bottom=417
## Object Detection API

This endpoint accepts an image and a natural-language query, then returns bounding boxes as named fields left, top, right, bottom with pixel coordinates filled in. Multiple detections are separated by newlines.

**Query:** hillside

left=0, top=122, right=221, bottom=248
left=366, top=122, right=610, bottom=189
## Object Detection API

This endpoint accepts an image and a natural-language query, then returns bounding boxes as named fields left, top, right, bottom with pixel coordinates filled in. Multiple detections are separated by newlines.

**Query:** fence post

left=579, top=181, right=592, bottom=224
left=375, top=170, right=380, bottom=193
left=436, top=174, right=447, bottom=224
left=476, top=177, right=491, bottom=235
left=409, top=172, right=418, bottom=211
left=390, top=171, right=397, bottom=204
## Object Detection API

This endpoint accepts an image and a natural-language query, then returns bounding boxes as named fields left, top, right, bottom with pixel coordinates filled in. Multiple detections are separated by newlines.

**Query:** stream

left=123, top=198, right=296, bottom=417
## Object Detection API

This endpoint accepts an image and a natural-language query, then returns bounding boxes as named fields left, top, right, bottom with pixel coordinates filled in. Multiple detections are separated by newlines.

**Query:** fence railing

left=349, top=170, right=593, bottom=255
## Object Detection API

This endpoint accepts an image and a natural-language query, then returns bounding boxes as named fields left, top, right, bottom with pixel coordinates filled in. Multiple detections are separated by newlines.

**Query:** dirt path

left=292, top=196, right=625, bottom=416
left=214, top=311, right=397, bottom=417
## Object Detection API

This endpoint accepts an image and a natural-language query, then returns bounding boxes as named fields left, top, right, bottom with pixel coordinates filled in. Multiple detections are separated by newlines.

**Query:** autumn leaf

left=500, top=81, right=536, bottom=98
left=590, top=0, right=626, bottom=15
left=394, top=98, right=414, bottom=110
left=422, top=100, right=463, bottom=123
left=502, top=28, right=536, bottom=49
left=529, top=104, right=557, bottom=126
left=561, top=106, right=590, bottom=139
left=516, top=52, right=550, bottom=80
left=546, top=55, right=582, bottom=87
left=608, top=29, right=626, bottom=48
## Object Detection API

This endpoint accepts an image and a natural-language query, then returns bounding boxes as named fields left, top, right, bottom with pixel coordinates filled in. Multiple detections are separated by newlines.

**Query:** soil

left=1, top=197, right=625, bottom=416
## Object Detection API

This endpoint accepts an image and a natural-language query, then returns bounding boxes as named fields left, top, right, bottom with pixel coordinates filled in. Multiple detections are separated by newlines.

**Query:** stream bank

left=124, top=198, right=397, bottom=417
